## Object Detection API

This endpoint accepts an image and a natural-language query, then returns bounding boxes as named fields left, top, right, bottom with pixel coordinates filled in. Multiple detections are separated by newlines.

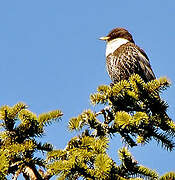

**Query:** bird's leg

left=110, top=82, right=114, bottom=88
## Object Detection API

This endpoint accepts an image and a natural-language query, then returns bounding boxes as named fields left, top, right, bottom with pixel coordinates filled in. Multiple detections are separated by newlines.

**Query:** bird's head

left=99, top=27, right=135, bottom=43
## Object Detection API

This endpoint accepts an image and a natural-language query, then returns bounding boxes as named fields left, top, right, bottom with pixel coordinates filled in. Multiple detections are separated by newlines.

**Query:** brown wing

left=106, top=42, right=155, bottom=83
left=134, top=45, right=156, bottom=81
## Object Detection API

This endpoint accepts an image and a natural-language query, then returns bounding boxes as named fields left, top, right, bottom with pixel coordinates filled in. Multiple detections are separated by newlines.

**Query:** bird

left=99, top=27, right=156, bottom=83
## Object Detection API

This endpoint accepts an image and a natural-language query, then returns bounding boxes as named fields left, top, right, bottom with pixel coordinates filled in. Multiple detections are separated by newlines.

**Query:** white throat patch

left=106, top=38, right=129, bottom=57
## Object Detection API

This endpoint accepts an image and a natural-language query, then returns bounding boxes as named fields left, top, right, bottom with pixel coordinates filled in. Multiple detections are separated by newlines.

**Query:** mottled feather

left=106, top=42, right=155, bottom=83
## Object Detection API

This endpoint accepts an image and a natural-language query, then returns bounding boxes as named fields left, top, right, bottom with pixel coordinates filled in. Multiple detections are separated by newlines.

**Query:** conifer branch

left=0, top=102, right=62, bottom=179
left=159, top=171, right=175, bottom=180
left=70, top=75, right=175, bottom=150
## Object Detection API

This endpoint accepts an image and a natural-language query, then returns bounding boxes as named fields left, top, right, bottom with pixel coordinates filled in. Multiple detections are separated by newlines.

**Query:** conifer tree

left=47, top=74, right=175, bottom=180
left=1, top=75, right=175, bottom=179
left=0, top=102, right=62, bottom=179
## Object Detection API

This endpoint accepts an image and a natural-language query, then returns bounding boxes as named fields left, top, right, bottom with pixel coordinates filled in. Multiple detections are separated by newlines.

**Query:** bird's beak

left=99, top=36, right=110, bottom=41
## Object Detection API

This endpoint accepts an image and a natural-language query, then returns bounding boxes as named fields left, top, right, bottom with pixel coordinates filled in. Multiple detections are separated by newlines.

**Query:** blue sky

left=0, top=0, right=175, bottom=178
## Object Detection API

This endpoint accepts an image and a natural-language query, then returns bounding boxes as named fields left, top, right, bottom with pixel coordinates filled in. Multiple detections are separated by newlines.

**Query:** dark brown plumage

left=100, top=27, right=155, bottom=83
